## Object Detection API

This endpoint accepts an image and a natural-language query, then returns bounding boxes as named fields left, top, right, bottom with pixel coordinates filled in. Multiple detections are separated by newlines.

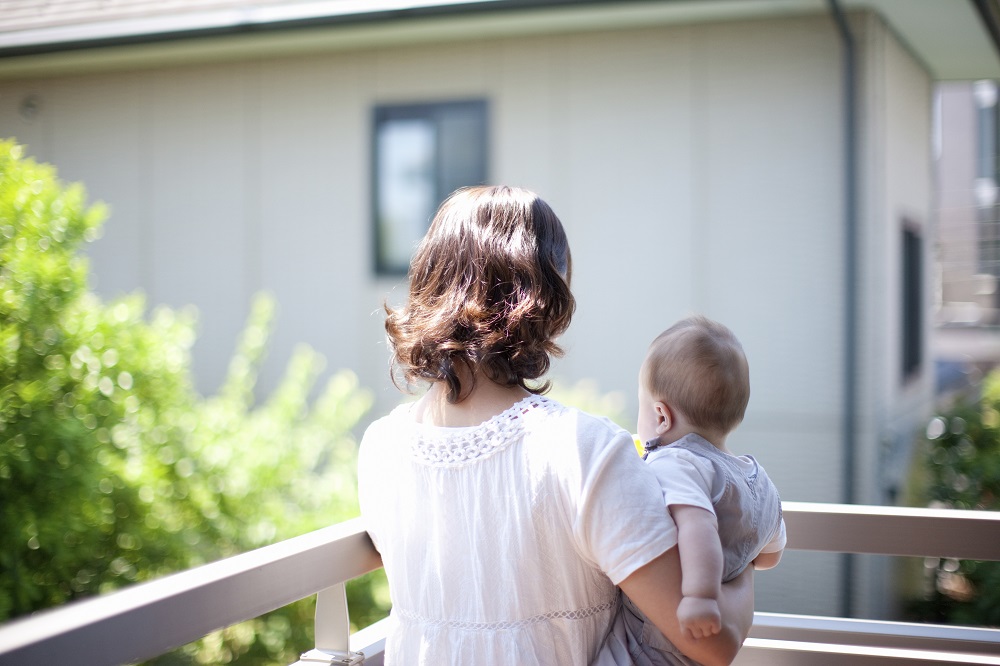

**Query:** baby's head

left=637, top=315, right=750, bottom=446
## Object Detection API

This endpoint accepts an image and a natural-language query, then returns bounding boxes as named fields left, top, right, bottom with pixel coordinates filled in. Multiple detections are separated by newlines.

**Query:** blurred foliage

left=0, top=139, right=389, bottom=664
left=906, top=369, right=1000, bottom=627
left=548, top=377, right=630, bottom=431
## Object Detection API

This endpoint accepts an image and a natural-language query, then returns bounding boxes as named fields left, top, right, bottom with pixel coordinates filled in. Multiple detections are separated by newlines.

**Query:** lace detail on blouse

left=403, top=395, right=558, bottom=468
left=394, top=597, right=617, bottom=632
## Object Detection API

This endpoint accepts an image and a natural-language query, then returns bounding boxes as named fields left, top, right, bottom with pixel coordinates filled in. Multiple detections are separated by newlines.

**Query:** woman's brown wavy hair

left=385, top=185, right=575, bottom=403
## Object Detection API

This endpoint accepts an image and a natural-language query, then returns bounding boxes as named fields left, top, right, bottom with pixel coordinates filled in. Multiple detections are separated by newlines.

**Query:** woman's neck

left=414, top=377, right=531, bottom=427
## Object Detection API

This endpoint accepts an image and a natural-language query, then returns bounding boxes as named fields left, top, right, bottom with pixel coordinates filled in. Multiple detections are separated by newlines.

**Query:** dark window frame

left=901, top=221, right=923, bottom=381
left=371, top=99, right=488, bottom=276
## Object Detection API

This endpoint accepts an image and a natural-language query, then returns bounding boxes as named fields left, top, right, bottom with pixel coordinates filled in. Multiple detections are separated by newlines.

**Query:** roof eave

left=0, top=0, right=996, bottom=81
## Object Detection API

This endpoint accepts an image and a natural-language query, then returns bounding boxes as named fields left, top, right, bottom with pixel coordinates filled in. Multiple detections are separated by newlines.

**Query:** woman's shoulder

left=359, top=394, right=630, bottom=461
left=523, top=396, right=633, bottom=458
left=359, top=402, right=415, bottom=452
left=522, top=394, right=621, bottom=429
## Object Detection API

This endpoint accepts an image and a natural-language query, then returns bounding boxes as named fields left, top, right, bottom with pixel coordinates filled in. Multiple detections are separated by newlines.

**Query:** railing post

left=293, top=583, right=364, bottom=665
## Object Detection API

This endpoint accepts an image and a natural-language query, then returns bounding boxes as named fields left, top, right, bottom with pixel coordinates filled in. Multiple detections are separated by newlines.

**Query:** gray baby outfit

left=595, top=433, right=784, bottom=666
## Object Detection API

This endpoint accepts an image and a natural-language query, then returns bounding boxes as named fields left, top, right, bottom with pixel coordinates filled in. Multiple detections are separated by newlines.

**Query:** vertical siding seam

left=690, top=22, right=708, bottom=313
left=245, top=60, right=262, bottom=299
left=137, top=70, right=154, bottom=301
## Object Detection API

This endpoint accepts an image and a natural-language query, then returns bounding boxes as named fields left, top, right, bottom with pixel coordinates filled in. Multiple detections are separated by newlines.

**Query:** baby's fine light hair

left=642, top=315, right=750, bottom=434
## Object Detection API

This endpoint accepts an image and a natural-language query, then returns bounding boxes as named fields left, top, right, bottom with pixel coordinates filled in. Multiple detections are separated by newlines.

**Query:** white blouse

left=358, top=395, right=678, bottom=665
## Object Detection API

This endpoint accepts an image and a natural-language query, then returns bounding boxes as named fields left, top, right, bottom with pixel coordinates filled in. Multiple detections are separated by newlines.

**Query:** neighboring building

left=935, top=79, right=1000, bottom=391
left=1, top=0, right=998, bottom=620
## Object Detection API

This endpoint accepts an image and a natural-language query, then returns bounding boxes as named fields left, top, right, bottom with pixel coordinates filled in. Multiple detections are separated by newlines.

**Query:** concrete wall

left=0, top=10, right=935, bottom=617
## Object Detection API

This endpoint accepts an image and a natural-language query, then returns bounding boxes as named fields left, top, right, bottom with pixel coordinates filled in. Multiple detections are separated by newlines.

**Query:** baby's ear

left=654, top=401, right=673, bottom=434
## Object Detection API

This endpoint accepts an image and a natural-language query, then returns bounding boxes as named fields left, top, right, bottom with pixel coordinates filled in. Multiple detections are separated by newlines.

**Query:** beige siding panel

left=0, top=81, right=54, bottom=161
left=253, top=53, right=374, bottom=397
left=370, top=40, right=491, bottom=104
left=47, top=74, right=145, bottom=297
left=146, top=63, right=253, bottom=394
left=554, top=27, right=697, bottom=395
left=697, top=16, right=844, bottom=424
left=494, top=35, right=558, bottom=198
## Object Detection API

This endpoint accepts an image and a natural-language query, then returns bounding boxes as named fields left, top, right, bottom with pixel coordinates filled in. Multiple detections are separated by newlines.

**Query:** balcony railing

left=0, top=503, right=998, bottom=665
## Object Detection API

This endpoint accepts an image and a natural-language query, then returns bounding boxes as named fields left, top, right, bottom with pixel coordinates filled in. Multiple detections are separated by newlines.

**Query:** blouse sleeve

left=571, top=418, right=678, bottom=585
left=357, top=414, right=392, bottom=554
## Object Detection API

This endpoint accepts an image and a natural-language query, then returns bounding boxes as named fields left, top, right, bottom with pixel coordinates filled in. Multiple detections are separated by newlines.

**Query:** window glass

left=376, top=118, right=437, bottom=273
left=902, top=224, right=923, bottom=380
left=373, top=100, right=488, bottom=275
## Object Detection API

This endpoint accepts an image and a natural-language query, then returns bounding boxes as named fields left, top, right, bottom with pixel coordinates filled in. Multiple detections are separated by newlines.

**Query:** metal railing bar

left=3, top=503, right=999, bottom=666
left=0, top=517, right=382, bottom=666
left=349, top=616, right=390, bottom=665
left=737, top=638, right=1000, bottom=665
left=782, top=502, right=1000, bottom=560
left=750, top=612, right=1000, bottom=655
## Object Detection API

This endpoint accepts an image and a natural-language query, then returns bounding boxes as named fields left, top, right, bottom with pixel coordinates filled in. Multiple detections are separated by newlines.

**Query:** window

left=902, top=223, right=923, bottom=380
left=373, top=100, right=488, bottom=275
left=975, top=80, right=998, bottom=206
left=975, top=81, right=1000, bottom=280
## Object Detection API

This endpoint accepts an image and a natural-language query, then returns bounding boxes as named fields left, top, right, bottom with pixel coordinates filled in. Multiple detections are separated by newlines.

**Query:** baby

left=614, top=315, right=785, bottom=664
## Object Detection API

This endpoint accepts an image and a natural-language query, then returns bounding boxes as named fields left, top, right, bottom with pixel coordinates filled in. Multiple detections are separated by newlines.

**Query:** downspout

left=828, top=0, right=858, bottom=620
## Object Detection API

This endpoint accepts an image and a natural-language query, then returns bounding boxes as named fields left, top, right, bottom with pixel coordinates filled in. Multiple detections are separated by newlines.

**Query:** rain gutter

left=0, top=0, right=661, bottom=58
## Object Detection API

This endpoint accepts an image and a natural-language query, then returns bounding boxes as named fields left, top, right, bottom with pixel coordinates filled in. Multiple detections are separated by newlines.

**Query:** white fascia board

left=0, top=0, right=996, bottom=81
left=0, top=0, right=496, bottom=50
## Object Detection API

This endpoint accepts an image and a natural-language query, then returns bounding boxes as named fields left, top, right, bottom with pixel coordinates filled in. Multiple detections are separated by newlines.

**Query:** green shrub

left=908, top=371, right=1000, bottom=627
left=0, top=141, right=197, bottom=616
left=548, top=378, right=630, bottom=430
left=0, top=139, right=388, bottom=663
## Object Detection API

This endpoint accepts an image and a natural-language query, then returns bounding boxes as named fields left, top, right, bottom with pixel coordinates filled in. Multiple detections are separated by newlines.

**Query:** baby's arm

left=618, top=547, right=753, bottom=666
left=753, top=549, right=783, bottom=570
left=671, top=503, right=724, bottom=640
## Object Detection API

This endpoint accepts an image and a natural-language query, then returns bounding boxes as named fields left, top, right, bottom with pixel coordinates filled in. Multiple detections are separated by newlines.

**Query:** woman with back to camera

left=357, top=185, right=754, bottom=665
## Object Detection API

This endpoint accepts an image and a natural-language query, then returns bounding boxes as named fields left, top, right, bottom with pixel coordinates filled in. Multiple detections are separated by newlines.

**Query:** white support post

left=316, top=583, right=351, bottom=653
left=293, top=583, right=364, bottom=665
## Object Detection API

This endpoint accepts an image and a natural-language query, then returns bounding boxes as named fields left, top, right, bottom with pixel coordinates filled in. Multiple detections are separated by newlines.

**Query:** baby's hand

left=677, top=596, right=722, bottom=640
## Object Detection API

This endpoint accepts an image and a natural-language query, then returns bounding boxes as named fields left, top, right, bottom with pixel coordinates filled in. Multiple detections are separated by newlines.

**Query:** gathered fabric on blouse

left=357, top=395, right=678, bottom=665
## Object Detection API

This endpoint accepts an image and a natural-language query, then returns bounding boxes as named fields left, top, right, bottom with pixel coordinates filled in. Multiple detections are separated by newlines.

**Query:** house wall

left=871, top=13, right=935, bottom=504
left=850, top=11, right=936, bottom=620
left=0, top=10, right=934, bottom=618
